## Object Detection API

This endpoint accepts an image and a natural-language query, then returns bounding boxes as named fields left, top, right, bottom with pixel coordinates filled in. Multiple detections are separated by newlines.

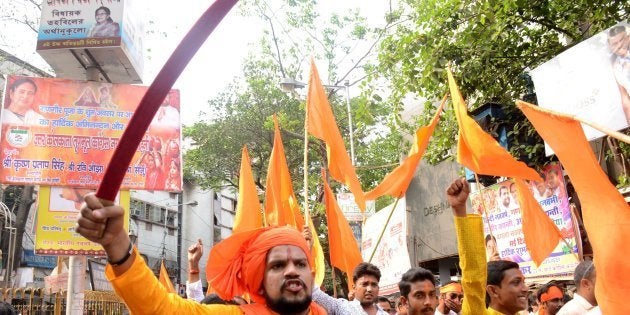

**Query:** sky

left=0, top=0, right=394, bottom=125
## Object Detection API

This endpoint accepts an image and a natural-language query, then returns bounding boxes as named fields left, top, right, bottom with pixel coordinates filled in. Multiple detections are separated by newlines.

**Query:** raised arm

left=446, top=178, right=488, bottom=314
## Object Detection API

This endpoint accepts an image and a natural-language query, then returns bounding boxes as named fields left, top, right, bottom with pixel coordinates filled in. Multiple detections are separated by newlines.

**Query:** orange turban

left=440, top=282, right=463, bottom=294
left=206, top=226, right=313, bottom=304
left=540, top=286, right=563, bottom=302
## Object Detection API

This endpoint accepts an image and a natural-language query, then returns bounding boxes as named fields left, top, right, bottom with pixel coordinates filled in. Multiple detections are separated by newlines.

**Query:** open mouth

left=283, top=279, right=306, bottom=293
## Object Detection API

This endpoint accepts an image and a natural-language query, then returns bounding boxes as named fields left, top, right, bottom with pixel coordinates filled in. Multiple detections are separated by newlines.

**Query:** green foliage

left=375, top=0, right=630, bottom=165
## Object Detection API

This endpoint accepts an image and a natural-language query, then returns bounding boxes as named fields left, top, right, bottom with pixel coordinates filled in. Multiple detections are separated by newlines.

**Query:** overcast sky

left=0, top=0, right=392, bottom=125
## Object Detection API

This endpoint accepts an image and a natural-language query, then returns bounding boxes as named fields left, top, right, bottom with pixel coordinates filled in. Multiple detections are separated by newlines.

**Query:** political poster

left=34, top=186, right=129, bottom=256
left=361, top=198, right=410, bottom=295
left=530, top=21, right=630, bottom=155
left=1, top=75, right=182, bottom=191
left=469, top=164, right=580, bottom=281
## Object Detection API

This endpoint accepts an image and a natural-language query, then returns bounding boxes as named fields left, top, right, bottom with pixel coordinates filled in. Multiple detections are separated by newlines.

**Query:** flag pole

left=368, top=197, right=400, bottom=263
left=516, top=100, right=630, bottom=144
left=304, top=101, right=310, bottom=223
left=474, top=174, right=496, bottom=241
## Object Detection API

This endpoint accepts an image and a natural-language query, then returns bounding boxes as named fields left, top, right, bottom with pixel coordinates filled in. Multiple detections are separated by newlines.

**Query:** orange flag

left=518, top=100, right=630, bottom=314
left=264, top=115, right=302, bottom=227
left=322, top=169, right=363, bottom=289
left=513, top=178, right=563, bottom=266
left=159, top=260, right=175, bottom=293
left=264, top=115, right=326, bottom=286
left=233, top=146, right=263, bottom=234
left=307, top=61, right=366, bottom=210
left=447, top=68, right=541, bottom=182
left=366, top=95, right=447, bottom=200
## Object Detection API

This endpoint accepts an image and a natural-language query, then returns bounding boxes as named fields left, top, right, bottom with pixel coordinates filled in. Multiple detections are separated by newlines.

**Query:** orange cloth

left=322, top=169, right=363, bottom=290
left=264, top=115, right=304, bottom=227
left=365, top=95, right=446, bottom=200
left=106, top=248, right=326, bottom=314
left=518, top=100, right=630, bottom=314
left=513, top=178, right=563, bottom=266
left=447, top=69, right=541, bottom=182
left=206, top=226, right=313, bottom=304
left=159, top=259, right=175, bottom=293
left=540, top=286, right=563, bottom=302
left=306, top=60, right=366, bottom=210
left=440, top=282, right=463, bottom=294
left=240, top=303, right=327, bottom=315
left=107, top=248, right=242, bottom=314
left=233, top=146, right=263, bottom=234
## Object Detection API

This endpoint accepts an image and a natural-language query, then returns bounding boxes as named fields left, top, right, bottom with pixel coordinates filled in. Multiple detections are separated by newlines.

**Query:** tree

left=184, top=0, right=403, bottom=295
left=376, top=0, right=630, bottom=168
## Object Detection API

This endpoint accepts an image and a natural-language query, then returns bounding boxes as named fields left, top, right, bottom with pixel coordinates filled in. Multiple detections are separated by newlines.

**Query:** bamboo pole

left=516, top=100, right=630, bottom=144
left=368, top=197, right=400, bottom=263
left=303, top=100, right=310, bottom=222
left=474, top=174, right=495, bottom=241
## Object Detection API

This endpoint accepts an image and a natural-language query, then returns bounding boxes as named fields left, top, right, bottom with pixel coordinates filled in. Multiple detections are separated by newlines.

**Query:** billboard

left=469, top=164, right=580, bottom=281
left=362, top=198, right=411, bottom=295
left=1, top=75, right=182, bottom=191
left=35, top=186, right=130, bottom=256
left=531, top=21, right=630, bottom=155
left=38, top=0, right=123, bottom=49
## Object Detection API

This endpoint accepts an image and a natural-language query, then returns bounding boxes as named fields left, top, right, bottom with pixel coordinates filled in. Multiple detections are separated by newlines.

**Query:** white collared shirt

left=557, top=293, right=595, bottom=315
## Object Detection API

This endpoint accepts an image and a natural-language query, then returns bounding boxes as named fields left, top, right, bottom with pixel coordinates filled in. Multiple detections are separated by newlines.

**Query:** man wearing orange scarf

left=75, top=194, right=327, bottom=315
left=536, top=285, right=564, bottom=315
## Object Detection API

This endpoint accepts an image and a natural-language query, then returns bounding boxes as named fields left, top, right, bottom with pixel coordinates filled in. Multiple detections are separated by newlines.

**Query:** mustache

left=281, top=278, right=307, bottom=290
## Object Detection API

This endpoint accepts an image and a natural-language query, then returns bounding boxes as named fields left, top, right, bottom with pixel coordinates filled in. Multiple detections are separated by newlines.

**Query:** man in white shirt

left=557, top=261, right=597, bottom=315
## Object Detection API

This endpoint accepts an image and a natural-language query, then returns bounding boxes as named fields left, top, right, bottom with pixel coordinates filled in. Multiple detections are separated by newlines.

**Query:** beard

left=265, top=280, right=312, bottom=314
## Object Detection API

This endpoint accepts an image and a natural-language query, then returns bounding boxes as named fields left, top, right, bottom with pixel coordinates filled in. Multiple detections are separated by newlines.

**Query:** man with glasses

left=436, top=282, right=463, bottom=315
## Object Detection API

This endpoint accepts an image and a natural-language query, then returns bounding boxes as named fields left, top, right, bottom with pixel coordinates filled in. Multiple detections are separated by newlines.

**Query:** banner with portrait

left=37, top=0, right=125, bottom=49
left=1, top=75, right=182, bottom=191
left=469, top=164, right=580, bottom=281
left=531, top=21, right=630, bottom=155
left=361, top=198, right=411, bottom=295
left=35, top=186, right=129, bottom=256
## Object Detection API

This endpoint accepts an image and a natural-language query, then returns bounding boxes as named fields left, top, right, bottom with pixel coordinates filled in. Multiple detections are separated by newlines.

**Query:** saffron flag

left=233, top=146, right=263, bottom=234
left=518, top=100, right=630, bottom=314
left=365, top=95, right=447, bottom=200
left=322, top=169, right=363, bottom=289
left=264, top=115, right=302, bottom=227
left=159, top=260, right=175, bottom=293
left=513, top=178, right=563, bottom=266
left=447, top=69, right=541, bottom=182
left=307, top=61, right=366, bottom=210
left=264, top=115, right=326, bottom=286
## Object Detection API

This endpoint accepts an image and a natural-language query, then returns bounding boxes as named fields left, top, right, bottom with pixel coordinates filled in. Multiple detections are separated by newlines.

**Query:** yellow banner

left=35, top=186, right=130, bottom=256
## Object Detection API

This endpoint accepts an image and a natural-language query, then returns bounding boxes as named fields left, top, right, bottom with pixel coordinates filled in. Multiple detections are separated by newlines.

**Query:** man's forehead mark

left=267, top=245, right=307, bottom=263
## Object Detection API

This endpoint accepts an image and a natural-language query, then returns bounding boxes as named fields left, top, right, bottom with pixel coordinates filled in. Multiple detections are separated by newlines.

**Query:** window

left=145, top=222, right=152, bottom=231
left=166, top=211, right=176, bottom=226
left=167, top=228, right=175, bottom=236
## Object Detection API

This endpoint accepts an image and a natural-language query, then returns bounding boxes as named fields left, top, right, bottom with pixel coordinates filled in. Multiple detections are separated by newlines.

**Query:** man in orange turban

left=75, top=194, right=327, bottom=315
left=537, top=284, right=564, bottom=315
left=436, top=282, right=463, bottom=315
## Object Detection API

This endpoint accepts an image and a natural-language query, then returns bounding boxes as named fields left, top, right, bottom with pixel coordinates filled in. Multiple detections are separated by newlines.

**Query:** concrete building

left=179, top=181, right=236, bottom=290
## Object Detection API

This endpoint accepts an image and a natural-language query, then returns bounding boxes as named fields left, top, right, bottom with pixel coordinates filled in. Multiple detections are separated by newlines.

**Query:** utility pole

left=66, top=66, right=101, bottom=314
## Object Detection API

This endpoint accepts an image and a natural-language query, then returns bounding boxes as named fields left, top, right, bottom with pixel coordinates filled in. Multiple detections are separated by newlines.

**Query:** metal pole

left=177, top=193, right=183, bottom=285
left=66, top=65, right=100, bottom=314
left=344, top=81, right=355, bottom=165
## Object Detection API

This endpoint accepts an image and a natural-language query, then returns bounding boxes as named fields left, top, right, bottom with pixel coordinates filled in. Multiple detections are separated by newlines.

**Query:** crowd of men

left=74, top=179, right=601, bottom=314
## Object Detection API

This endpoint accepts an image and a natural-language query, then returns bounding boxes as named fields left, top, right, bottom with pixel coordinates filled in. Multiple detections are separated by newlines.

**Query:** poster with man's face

left=531, top=21, right=630, bottom=155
